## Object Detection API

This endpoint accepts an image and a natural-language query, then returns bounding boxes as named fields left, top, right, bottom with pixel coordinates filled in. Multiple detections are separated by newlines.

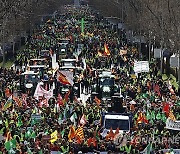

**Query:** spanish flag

left=105, top=128, right=115, bottom=141
left=50, top=130, right=58, bottom=143
left=104, top=43, right=111, bottom=56
left=94, top=96, right=101, bottom=106
left=57, top=71, right=71, bottom=85
left=68, top=125, right=76, bottom=142
left=136, top=112, right=148, bottom=124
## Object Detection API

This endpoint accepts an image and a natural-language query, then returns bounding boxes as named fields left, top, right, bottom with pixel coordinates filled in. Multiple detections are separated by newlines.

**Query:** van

left=103, top=114, right=131, bottom=133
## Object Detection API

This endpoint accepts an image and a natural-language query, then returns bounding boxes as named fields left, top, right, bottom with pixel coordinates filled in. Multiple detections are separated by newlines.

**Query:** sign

left=170, top=55, right=179, bottom=68
left=154, top=48, right=162, bottom=58
left=166, top=118, right=180, bottom=130
left=134, top=61, right=149, bottom=73
left=31, top=114, right=41, bottom=121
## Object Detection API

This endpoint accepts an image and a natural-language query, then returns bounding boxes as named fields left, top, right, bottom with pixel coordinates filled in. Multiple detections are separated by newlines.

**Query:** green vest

left=120, top=146, right=125, bottom=152
left=125, top=145, right=131, bottom=153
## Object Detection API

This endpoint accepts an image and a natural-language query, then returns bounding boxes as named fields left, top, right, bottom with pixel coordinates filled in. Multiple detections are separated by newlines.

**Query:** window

left=105, top=119, right=129, bottom=131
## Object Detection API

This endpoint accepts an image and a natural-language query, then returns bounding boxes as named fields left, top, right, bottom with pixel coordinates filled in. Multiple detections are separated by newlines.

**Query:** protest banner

left=166, top=118, right=180, bottom=131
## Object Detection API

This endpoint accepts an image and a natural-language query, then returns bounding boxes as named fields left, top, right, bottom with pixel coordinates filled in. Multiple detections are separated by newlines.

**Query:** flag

left=161, top=113, right=167, bottom=123
left=114, top=127, right=119, bottom=136
left=63, top=90, right=70, bottom=105
left=5, top=88, right=11, bottom=98
left=57, top=94, right=63, bottom=106
left=50, top=130, right=58, bottom=143
left=4, top=139, right=16, bottom=151
left=5, top=131, right=12, bottom=142
left=163, top=102, right=170, bottom=115
left=104, top=43, right=111, bottom=56
left=87, top=137, right=97, bottom=147
left=13, top=97, right=22, bottom=107
left=3, top=95, right=13, bottom=111
left=168, top=110, right=176, bottom=121
left=94, top=96, right=101, bottom=106
left=22, top=93, right=28, bottom=107
left=75, top=126, right=84, bottom=143
left=81, top=18, right=85, bottom=34
left=68, top=125, right=76, bottom=142
left=141, top=143, right=152, bottom=154
left=136, top=112, right=148, bottom=124
left=156, top=112, right=162, bottom=120
left=105, top=128, right=115, bottom=141
left=154, top=84, right=161, bottom=96
left=16, top=115, right=23, bottom=127
left=79, top=114, right=87, bottom=126
left=60, top=70, right=74, bottom=86
left=146, top=110, right=151, bottom=120
left=39, top=98, right=48, bottom=107
left=70, top=112, right=78, bottom=125
left=57, top=71, right=71, bottom=85
left=167, top=80, right=175, bottom=94
left=98, top=51, right=103, bottom=57
left=25, top=129, right=32, bottom=139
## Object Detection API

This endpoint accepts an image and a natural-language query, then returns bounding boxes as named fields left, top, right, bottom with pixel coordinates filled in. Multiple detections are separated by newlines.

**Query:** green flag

left=156, top=112, right=161, bottom=120
left=151, top=111, right=156, bottom=120
left=161, top=113, right=167, bottom=123
left=61, top=129, right=65, bottom=138
left=31, top=131, right=36, bottom=138
left=4, top=139, right=16, bottom=151
left=3, top=95, right=13, bottom=111
left=17, top=116, right=23, bottom=127
left=146, top=110, right=151, bottom=120
left=81, top=18, right=85, bottom=34
left=142, top=143, right=152, bottom=154
left=39, top=149, right=43, bottom=154
left=27, top=147, right=33, bottom=154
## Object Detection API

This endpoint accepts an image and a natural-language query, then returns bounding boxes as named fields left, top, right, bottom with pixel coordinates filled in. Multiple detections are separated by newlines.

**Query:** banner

left=166, top=118, right=180, bottom=130
left=134, top=61, right=149, bottom=73
left=34, top=82, right=53, bottom=100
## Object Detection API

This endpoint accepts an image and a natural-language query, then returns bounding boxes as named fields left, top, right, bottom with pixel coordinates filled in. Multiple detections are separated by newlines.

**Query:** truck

left=91, top=70, right=120, bottom=101
left=101, top=113, right=132, bottom=135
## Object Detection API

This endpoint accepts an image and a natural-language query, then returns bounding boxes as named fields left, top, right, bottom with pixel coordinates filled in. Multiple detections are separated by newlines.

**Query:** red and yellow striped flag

left=75, top=126, right=84, bottom=144
left=168, top=110, right=176, bottom=121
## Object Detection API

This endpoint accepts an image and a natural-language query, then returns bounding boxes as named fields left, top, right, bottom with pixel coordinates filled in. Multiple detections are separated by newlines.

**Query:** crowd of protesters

left=0, top=5, right=179, bottom=154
